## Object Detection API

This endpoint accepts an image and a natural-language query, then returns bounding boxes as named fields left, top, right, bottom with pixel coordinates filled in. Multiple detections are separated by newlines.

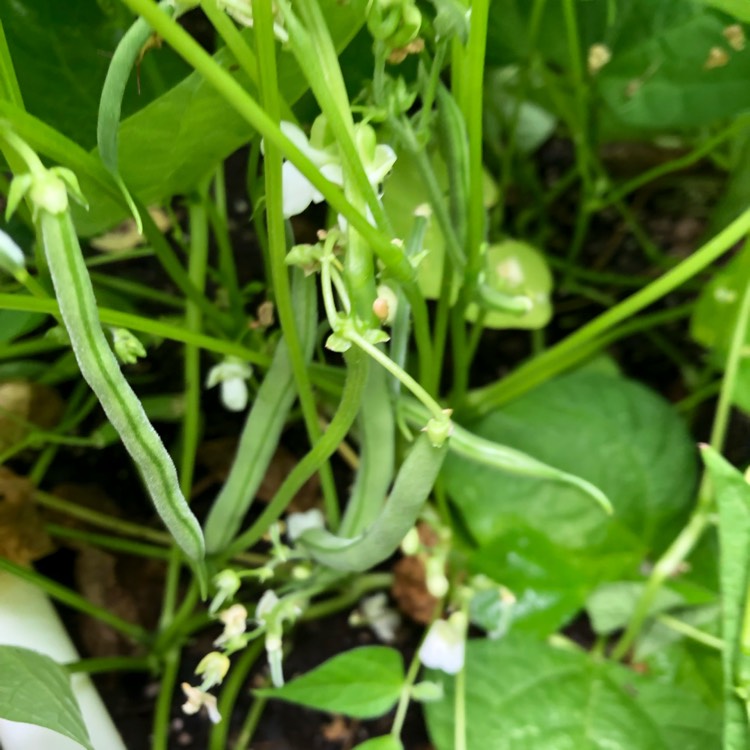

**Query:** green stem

left=117, top=0, right=413, bottom=283
left=656, top=613, right=724, bottom=651
left=465, top=208, right=750, bottom=416
left=65, top=656, right=154, bottom=674
left=391, top=649, right=423, bottom=739
left=612, top=263, right=750, bottom=661
left=152, top=649, right=181, bottom=750
left=256, top=0, right=340, bottom=528
left=224, top=350, right=368, bottom=556
left=234, top=696, right=267, bottom=750
left=0, top=557, right=149, bottom=644
left=45, top=524, right=173, bottom=560
left=210, top=639, right=265, bottom=750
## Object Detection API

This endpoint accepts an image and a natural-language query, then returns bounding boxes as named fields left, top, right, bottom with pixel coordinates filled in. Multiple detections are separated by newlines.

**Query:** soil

left=5, top=132, right=743, bottom=749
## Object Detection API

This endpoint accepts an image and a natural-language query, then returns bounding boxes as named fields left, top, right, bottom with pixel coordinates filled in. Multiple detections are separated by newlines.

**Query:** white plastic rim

left=0, top=571, right=127, bottom=750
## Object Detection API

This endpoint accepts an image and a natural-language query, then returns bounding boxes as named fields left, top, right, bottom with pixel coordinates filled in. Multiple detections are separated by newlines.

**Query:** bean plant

left=1, top=1, right=750, bottom=749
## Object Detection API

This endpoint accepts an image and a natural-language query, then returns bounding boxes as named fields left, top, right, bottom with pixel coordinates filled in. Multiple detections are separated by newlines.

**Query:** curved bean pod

left=97, top=1, right=175, bottom=175
left=338, top=364, right=395, bottom=537
left=298, top=433, right=448, bottom=572
left=203, top=271, right=317, bottom=553
left=39, top=209, right=205, bottom=563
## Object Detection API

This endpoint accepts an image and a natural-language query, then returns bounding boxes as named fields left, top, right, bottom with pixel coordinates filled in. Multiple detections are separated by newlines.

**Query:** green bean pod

left=39, top=209, right=205, bottom=563
left=436, top=83, right=469, bottom=250
left=298, top=434, right=448, bottom=572
left=339, top=364, right=395, bottom=537
left=203, top=271, right=317, bottom=553
left=97, top=1, right=175, bottom=175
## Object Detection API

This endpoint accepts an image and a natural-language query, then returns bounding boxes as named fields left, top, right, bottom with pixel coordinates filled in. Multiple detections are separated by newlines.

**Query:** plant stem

left=656, top=613, right=724, bottom=651
left=255, top=0, right=340, bottom=528
left=465, top=208, right=750, bottom=416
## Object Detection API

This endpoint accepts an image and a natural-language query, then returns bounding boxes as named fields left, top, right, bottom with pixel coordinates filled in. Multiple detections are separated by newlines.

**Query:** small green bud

left=112, top=327, right=147, bottom=365
left=29, top=172, right=69, bottom=215
left=411, top=680, right=444, bottom=702
left=195, top=651, right=230, bottom=690
left=424, top=410, right=453, bottom=447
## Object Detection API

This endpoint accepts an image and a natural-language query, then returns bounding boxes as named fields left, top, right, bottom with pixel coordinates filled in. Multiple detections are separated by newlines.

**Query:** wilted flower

left=587, top=43, right=612, bottom=75
left=206, top=357, right=253, bottom=411
left=418, top=612, right=468, bottom=675
left=181, top=683, right=221, bottom=724
left=214, top=604, right=249, bottom=648
left=349, top=593, right=401, bottom=643
left=195, top=651, right=230, bottom=690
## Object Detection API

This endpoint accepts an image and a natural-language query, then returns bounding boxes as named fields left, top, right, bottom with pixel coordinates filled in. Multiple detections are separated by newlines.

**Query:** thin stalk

left=65, top=656, right=154, bottom=674
left=255, top=0, right=340, bottom=527
left=656, top=613, right=724, bottom=651
left=465, top=209, right=750, bottom=416
left=117, top=0, right=413, bottom=283
left=151, top=649, right=181, bottom=750
left=45, top=524, right=173, bottom=560
left=209, top=639, right=265, bottom=750
left=611, top=262, right=750, bottom=660
left=0, top=292, right=272, bottom=367
left=0, top=557, right=149, bottom=644
left=391, top=649, right=423, bottom=739
left=234, top=695, right=267, bottom=750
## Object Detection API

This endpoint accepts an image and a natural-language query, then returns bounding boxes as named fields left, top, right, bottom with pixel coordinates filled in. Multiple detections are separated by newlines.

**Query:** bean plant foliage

left=1, top=0, right=750, bottom=749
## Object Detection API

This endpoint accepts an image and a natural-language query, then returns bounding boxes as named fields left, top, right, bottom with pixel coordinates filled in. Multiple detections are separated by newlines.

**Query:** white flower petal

left=0, top=229, right=25, bottom=275
left=221, top=377, right=248, bottom=411
left=281, top=160, right=318, bottom=218
left=280, top=121, right=333, bottom=167
left=418, top=619, right=466, bottom=674
left=256, top=590, right=280, bottom=622
left=367, top=144, right=397, bottom=185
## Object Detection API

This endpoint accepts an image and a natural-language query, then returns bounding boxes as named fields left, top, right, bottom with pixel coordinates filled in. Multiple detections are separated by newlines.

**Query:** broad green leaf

left=255, top=646, right=404, bottom=719
left=704, top=0, right=750, bottom=22
left=0, top=645, right=93, bottom=750
left=644, top=619, right=724, bottom=710
left=444, top=370, right=697, bottom=556
left=353, top=737, right=404, bottom=750
left=598, top=10, right=750, bottom=129
left=469, top=527, right=603, bottom=638
left=425, top=635, right=720, bottom=750
left=1, top=0, right=188, bottom=149
left=701, top=446, right=750, bottom=749
left=75, top=0, right=368, bottom=235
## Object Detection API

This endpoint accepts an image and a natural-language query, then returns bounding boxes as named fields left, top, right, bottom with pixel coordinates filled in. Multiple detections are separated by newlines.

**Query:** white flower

left=214, top=604, right=248, bottom=648
left=0, top=228, right=25, bottom=276
left=418, top=612, right=467, bottom=675
left=206, top=357, right=253, bottom=411
left=256, top=590, right=280, bottom=623
left=286, top=508, right=325, bottom=541
left=274, top=118, right=397, bottom=219
left=350, top=593, right=401, bottom=643
left=181, top=683, right=221, bottom=724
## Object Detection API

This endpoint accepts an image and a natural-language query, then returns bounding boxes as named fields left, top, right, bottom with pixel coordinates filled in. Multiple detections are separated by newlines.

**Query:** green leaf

left=1, top=0, right=188, bottom=150
left=0, top=645, right=93, bottom=750
left=444, top=370, right=697, bottom=556
left=701, top=446, right=750, bottom=749
left=256, top=646, right=404, bottom=719
left=425, top=635, right=720, bottom=750
left=597, top=9, right=750, bottom=129
left=703, top=0, right=750, bottom=22
left=353, top=737, right=404, bottom=750
left=469, top=527, right=597, bottom=638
